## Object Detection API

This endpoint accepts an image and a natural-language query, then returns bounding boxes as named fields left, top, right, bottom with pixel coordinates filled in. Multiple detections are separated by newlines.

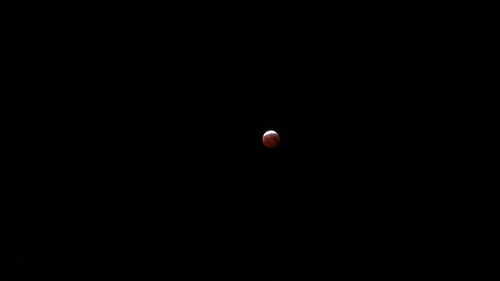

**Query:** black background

left=4, top=1, right=498, bottom=278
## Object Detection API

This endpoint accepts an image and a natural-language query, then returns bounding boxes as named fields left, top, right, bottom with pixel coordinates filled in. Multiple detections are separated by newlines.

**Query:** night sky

left=5, top=2, right=498, bottom=278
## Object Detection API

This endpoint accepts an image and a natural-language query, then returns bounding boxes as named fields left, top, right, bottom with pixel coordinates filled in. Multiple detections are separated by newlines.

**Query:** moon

left=262, top=130, right=280, bottom=148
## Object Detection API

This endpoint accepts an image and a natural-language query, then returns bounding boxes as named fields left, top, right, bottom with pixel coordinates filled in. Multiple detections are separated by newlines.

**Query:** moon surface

left=262, top=130, right=280, bottom=148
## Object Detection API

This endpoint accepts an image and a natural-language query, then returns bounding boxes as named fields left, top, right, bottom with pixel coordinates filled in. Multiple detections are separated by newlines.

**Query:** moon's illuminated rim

left=263, top=130, right=278, bottom=136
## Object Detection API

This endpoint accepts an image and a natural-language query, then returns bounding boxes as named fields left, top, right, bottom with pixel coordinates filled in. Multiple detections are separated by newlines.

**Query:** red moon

left=262, top=130, right=280, bottom=148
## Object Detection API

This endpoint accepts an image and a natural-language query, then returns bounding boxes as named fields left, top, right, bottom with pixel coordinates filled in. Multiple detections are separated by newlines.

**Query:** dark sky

left=5, top=2, right=498, bottom=278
